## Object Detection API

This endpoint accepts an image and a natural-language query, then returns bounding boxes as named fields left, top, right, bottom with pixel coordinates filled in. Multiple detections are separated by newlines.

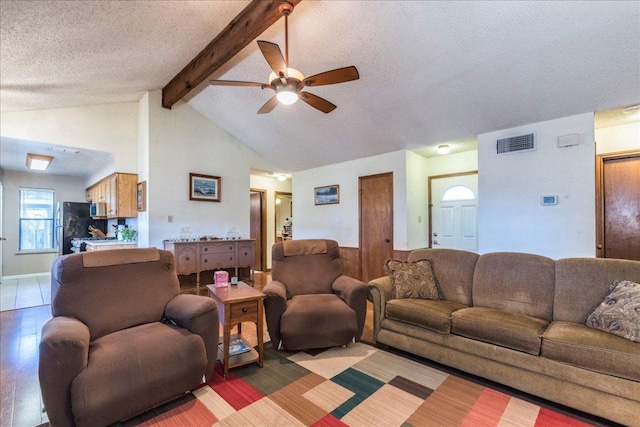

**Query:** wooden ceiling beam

left=162, top=0, right=302, bottom=109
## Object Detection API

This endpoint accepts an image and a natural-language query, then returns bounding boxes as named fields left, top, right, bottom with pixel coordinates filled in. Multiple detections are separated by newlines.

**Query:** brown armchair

left=39, top=248, right=219, bottom=427
left=263, top=239, right=368, bottom=351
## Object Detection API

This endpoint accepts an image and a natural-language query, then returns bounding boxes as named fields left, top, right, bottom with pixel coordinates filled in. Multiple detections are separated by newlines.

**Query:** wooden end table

left=207, top=282, right=265, bottom=377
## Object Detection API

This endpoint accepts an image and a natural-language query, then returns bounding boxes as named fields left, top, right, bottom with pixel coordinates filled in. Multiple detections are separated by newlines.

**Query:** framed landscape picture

left=190, top=173, right=221, bottom=202
left=314, top=184, right=339, bottom=205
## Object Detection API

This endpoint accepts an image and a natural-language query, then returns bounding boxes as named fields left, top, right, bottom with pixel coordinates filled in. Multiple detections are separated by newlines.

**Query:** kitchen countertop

left=83, top=240, right=137, bottom=246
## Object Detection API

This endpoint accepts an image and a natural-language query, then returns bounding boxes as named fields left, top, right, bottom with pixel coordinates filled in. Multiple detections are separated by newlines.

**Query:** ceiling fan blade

left=257, top=41, right=287, bottom=78
left=301, top=66, right=359, bottom=88
left=209, top=80, right=272, bottom=89
left=257, top=95, right=279, bottom=114
left=299, top=92, right=337, bottom=114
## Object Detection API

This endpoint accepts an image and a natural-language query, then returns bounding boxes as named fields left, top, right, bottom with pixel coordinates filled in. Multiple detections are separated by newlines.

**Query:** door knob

left=433, top=240, right=439, bottom=245
left=433, top=232, right=438, bottom=237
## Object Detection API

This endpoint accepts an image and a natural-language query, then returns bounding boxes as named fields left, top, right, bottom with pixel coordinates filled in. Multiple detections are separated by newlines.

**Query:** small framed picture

left=137, top=181, right=146, bottom=212
left=314, top=184, right=340, bottom=205
left=190, top=173, right=221, bottom=202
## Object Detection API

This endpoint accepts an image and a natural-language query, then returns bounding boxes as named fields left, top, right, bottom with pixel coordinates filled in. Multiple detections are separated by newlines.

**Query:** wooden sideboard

left=163, top=239, right=254, bottom=292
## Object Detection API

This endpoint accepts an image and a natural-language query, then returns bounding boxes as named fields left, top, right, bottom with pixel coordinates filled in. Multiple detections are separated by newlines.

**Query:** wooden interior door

left=597, top=151, right=640, bottom=261
left=249, top=190, right=266, bottom=271
left=359, top=172, right=393, bottom=283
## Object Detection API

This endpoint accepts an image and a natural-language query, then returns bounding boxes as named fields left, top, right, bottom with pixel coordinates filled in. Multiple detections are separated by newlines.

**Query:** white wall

left=426, top=149, right=478, bottom=176
left=595, top=122, right=640, bottom=154
left=478, top=113, right=595, bottom=258
left=136, top=92, right=151, bottom=248
left=293, top=151, right=409, bottom=249
left=146, top=90, right=282, bottom=249
left=406, top=151, right=429, bottom=250
left=249, top=175, right=292, bottom=269
left=1, top=170, right=86, bottom=276
left=0, top=102, right=139, bottom=186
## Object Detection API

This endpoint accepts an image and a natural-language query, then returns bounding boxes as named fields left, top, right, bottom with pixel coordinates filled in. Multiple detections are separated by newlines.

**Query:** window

left=19, top=188, right=55, bottom=251
left=442, top=185, right=475, bottom=201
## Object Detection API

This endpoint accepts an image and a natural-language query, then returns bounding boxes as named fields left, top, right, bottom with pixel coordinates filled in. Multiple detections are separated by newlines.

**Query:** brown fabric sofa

left=264, top=239, right=369, bottom=351
left=369, top=248, right=640, bottom=427
left=39, top=248, right=219, bottom=427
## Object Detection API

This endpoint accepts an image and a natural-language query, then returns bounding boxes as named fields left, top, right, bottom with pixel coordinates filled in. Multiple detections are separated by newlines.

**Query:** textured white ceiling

left=1, top=1, right=639, bottom=175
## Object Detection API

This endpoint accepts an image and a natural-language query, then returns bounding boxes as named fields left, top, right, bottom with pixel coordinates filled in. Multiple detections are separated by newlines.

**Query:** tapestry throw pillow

left=386, top=259, right=440, bottom=300
left=586, top=280, right=640, bottom=343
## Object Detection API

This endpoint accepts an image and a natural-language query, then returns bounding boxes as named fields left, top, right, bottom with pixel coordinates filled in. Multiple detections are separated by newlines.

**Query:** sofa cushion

left=407, top=249, right=478, bottom=306
left=451, top=307, right=549, bottom=355
left=586, top=280, right=640, bottom=343
left=386, top=259, right=440, bottom=300
left=472, top=252, right=555, bottom=321
left=71, top=322, right=206, bottom=427
left=542, top=321, right=640, bottom=381
left=554, top=257, right=640, bottom=323
left=386, top=299, right=468, bottom=334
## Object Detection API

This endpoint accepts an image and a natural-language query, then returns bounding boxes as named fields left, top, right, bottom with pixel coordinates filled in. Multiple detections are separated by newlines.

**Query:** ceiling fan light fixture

left=437, top=144, right=451, bottom=155
left=276, top=87, right=299, bottom=105
left=26, top=153, right=54, bottom=170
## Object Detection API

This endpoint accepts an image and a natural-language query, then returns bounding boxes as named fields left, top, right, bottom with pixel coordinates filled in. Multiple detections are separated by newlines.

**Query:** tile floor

left=0, top=275, right=51, bottom=312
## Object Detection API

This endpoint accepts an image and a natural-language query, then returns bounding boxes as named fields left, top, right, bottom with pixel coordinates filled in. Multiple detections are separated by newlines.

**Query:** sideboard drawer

left=201, top=252, right=235, bottom=270
left=175, top=244, right=197, bottom=275
left=201, top=242, right=235, bottom=254
left=236, top=242, right=253, bottom=268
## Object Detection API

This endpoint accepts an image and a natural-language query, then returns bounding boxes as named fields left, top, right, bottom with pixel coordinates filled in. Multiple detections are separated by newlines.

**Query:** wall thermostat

left=541, top=195, right=558, bottom=206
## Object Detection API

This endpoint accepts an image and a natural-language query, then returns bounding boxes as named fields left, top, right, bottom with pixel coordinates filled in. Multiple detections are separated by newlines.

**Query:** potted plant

left=120, top=228, right=137, bottom=242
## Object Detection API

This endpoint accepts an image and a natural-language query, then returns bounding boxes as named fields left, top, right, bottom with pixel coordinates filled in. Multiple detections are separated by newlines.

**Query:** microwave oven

left=90, top=202, right=107, bottom=217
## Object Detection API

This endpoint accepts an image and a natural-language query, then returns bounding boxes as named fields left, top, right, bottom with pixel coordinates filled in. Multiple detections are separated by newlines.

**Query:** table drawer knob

left=204, top=247, right=208, bottom=251
left=204, top=259, right=208, bottom=263
left=242, top=308, right=248, bottom=313
left=185, top=257, right=190, bottom=261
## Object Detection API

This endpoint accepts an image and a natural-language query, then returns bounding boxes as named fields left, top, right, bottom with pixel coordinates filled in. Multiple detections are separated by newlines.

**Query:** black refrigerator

left=55, top=202, right=107, bottom=255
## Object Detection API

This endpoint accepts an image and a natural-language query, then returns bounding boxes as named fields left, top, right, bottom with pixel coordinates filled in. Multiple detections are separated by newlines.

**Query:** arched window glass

left=442, top=185, right=475, bottom=201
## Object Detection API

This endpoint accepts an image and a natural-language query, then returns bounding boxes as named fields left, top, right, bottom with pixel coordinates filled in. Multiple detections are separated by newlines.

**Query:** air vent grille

left=496, top=133, right=535, bottom=154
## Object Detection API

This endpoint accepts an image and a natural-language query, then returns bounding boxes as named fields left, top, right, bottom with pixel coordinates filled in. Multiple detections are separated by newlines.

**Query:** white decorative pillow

left=586, top=280, right=640, bottom=343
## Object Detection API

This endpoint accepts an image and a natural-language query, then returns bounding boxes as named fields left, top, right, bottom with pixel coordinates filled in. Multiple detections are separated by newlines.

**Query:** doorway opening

left=275, top=192, right=293, bottom=242
left=250, top=189, right=267, bottom=271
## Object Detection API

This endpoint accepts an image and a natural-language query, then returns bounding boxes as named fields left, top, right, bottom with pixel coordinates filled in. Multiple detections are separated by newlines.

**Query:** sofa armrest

left=165, top=294, right=219, bottom=379
left=368, top=276, right=393, bottom=340
left=332, top=275, right=369, bottom=341
left=39, top=316, right=90, bottom=427
left=263, top=280, right=288, bottom=348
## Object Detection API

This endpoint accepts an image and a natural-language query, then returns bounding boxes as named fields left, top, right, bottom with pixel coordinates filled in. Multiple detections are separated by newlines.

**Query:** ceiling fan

left=209, top=1, right=359, bottom=114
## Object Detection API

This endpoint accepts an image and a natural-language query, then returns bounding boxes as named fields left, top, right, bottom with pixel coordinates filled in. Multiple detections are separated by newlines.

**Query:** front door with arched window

left=430, top=173, right=478, bottom=252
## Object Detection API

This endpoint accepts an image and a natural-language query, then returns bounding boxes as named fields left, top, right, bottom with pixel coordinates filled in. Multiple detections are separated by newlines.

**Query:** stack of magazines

left=220, top=338, right=251, bottom=356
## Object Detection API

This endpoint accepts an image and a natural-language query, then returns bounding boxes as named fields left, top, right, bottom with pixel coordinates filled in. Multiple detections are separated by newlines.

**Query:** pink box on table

left=214, top=271, right=229, bottom=288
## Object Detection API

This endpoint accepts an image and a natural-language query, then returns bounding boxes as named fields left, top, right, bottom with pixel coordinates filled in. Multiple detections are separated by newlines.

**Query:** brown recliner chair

left=39, top=248, right=219, bottom=427
left=263, top=239, right=368, bottom=351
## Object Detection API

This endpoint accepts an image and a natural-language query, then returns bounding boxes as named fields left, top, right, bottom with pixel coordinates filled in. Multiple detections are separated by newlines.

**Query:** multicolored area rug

left=124, top=342, right=596, bottom=427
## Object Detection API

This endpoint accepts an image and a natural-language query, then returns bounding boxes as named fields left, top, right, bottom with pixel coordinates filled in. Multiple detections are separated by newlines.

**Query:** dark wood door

left=249, top=191, right=264, bottom=271
left=601, top=153, right=640, bottom=260
left=359, top=172, right=394, bottom=283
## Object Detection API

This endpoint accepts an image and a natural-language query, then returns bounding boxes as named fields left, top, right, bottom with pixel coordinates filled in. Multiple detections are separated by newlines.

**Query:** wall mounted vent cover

left=496, top=133, right=535, bottom=154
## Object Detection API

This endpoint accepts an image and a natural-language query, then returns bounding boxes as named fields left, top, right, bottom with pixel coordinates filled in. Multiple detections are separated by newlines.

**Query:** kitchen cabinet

left=163, top=239, right=255, bottom=293
left=86, top=172, right=138, bottom=218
